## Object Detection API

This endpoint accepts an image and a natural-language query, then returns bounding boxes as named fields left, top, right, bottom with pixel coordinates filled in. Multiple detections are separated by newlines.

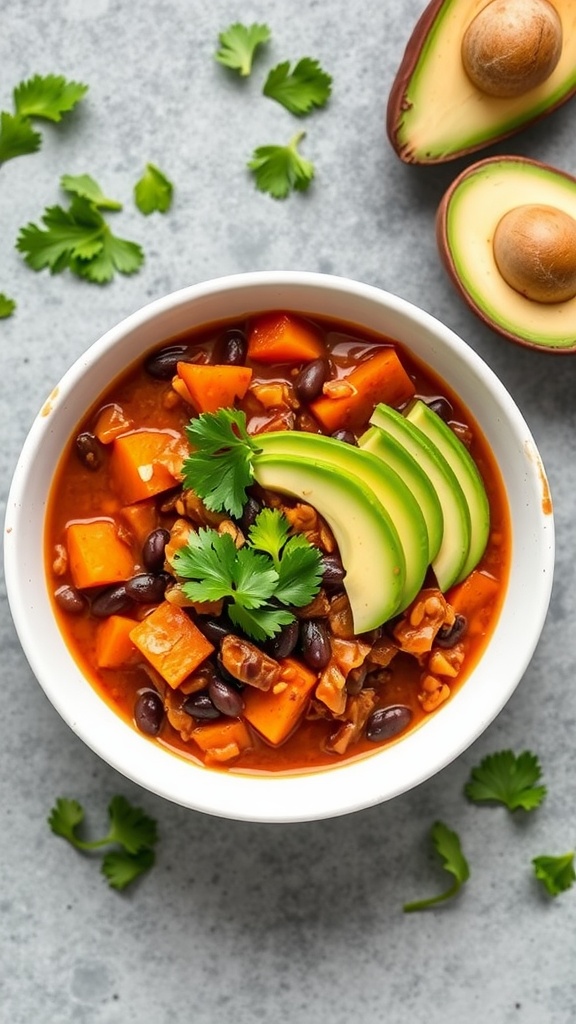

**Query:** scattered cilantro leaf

left=0, top=111, right=41, bottom=164
left=61, top=173, right=123, bottom=210
left=403, top=821, right=470, bottom=912
left=13, top=74, right=88, bottom=122
left=70, top=229, right=144, bottom=284
left=532, top=853, right=576, bottom=897
left=134, top=163, right=174, bottom=215
left=0, top=293, right=16, bottom=318
left=48, top=795, right=158, bottom=891
left=248, top=131, right=314, bottom=199
left=263, top=58, right=332, bottom=116
left=183, top=408, right=261, bottom=518
left=464, top=750, right=547, bottom=812
left=102, top=848, right=156, bottom=891
left=216, top=22, right=271, bottom=76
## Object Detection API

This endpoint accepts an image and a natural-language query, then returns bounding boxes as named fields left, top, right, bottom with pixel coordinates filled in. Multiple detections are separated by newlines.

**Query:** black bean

left=208, top=676, right=245, bottom=717
left=366, top=705, right=412, bottom=743
left=320, top=554, right=346, bottom=591
left=142, top=528, right=170, bottom=572
left=294, top=358, right=330, bottom=403
left=125, top=573, right=168, bottom=604
left=300, top=619, right=331, bottom=670
left=134, top=690, right=165, bottom=736
left=54, top=584, right=86, bottom=615
left=331, top=429, right=357, bottom=445
left=75, top=431, right=104, bottom=471
left=91, top=584, right=132, bottom=618
left=213, top=329, right=247, bottom=366
left=265, top=620, right=300, bottom=659
left=435, top=614, right=467, bottom=648
left=240, top=495, right=263, bottom=534
left=144, top=344, right=190, bottom=380
left=183, top=692, right=221, bottom=720
left=198, top=618, right=233, bottom=646
left=424, top=396, right=453, bottom=422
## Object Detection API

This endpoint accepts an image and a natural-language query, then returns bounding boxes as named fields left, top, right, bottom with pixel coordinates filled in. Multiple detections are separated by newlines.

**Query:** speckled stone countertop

left=2, top=2, right=576, bottom=1022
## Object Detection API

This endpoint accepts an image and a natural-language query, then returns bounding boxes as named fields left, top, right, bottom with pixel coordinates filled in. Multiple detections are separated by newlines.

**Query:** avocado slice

left=369, top=403, right=470, bottom=592
left=387, top=0, right=576, bottom=164
left=437, top=156, right=576, bottom=351
left=357, top=424, right=444, bottom=563
left=405, top=400, right=490, bottom=583
left=252, top=452, right=405, bottom=632
left=256, top=432, right=429, bottom=612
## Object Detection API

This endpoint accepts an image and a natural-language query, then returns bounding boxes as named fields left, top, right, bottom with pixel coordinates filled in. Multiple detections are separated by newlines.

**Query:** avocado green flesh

left=369, top=403, right=470, bottom=591
left=256, top=432, right=429, bottom=613
left=442, top=159, right=576, bottom=349
left=405, top=400, right=490, bottom=583
left=391, top=0, right=576, bottom=163
left=357, top=424, right=444, bottom=563
left=252, top=453, right=405, bottom=633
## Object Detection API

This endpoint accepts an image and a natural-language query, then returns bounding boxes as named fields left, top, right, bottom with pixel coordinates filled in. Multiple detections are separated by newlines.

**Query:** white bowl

left=4, top=272, right=555, bottom=822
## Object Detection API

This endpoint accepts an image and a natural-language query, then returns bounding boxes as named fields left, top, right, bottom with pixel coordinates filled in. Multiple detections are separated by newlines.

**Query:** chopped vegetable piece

left=243, top=657, right=317, bottom=745
left=134, top=163, right=174, bottom=215
left=176, top=361, right=252, bottom=413
left=0, top=111, right=41, bottom=164
left=118, top=502, right=158, bottom=548
left=247, top=312, right=326, bottom=364
left=248, top=131, right=314, bottom=199
left=532, top=853, right=576, bottom=896
left=66, top=519, right=135, bottom=589
left=191, top=718, right=253, bottom=760
left=110, top=429, right=186, bottom=504
left=403, top=821, right=470, bottom=912
left=96, top=615, right=139, bottom=669
left=13, top=74, right=88, bottom=122
left=464, top=750, right=547, bottom=812
left=310, top=348, right=416, bottom=432
left=263, top=58, right=332, bottom=115
left=0, top=293, right=16, bottom=318
left=446, top=569, right=500, bottom=621
left=93, top=403, right=133, bottom=444
left=215, top=22, right=271, bottom=76
left=129, top=601, right=214, bottom=688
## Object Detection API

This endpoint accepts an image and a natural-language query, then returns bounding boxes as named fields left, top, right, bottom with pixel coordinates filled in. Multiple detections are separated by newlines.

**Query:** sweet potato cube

left=129, top=601, right=214, bottom=688
left=176, top=362, right=252, bottom=414
left=119, top=502, right=159, bottom=549
left=110, top=430, right=186, bottom=505
left=96, top=615, right=139, bottom=669
left=310, top=348, right=416, bottom=432
left=191, top=718, right=253, bottom=762
left=247, top=312, right=326, bottom=364
left=66, top=519, right=135, bottom=589
left=242, top=657, right=317, bottom=746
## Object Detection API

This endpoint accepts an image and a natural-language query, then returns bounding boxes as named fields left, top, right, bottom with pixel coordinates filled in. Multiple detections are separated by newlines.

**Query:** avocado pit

left=493, top=203, right=576, bottom=303
left=461, top=0, right=563, bottom=98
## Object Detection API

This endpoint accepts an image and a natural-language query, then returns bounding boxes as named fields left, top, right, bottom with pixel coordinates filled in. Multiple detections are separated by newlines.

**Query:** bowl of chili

left=4, top=271, right=554, bottom=821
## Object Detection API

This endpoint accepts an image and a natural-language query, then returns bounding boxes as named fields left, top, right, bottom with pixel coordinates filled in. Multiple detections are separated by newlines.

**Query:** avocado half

left=386, top=0, right=576, bottom=164
left=436, top=156, right=576, bottom=352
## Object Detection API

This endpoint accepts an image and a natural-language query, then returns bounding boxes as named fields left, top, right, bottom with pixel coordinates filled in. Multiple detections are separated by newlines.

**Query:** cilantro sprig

left=215, top=23, right=271, bottom=76
left=403, top=821, right=470, bottom=913
left=134, top=163, right=174, bottom=215
left=17, top=177, right=143, bottom=284
left=0, top=75, right=87, bottom=166
left=48, top=795, right=158, bottom=891
left=263, top=58, right=332, bottom=115
left=532, top=852, right=576, bottom=897
left=183, top=408, right=260, bottom=518
left=248, top=131, right=314, bottom=199
left=171, top=508, right=322, bottom=641
left=0, top=293, right=16, bottom=319
left=464, top=750, right=547, bottom=812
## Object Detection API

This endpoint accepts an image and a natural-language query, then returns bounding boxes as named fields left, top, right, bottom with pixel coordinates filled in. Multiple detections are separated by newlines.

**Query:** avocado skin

left=387, top=0, right=576, bottom=164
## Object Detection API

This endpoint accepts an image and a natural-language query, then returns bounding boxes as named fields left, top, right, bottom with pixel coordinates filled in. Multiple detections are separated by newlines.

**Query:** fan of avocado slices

left=386, top=0, right=576, bottom=164
left=436, top=156, right=576, bottom=352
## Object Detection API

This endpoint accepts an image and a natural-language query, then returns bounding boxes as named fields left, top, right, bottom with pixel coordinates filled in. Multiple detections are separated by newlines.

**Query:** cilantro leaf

left=105, top=794, right=158, bottom=854
left=248, top=507, right=291, bottom=566
left=532, top=853, right=576, bottom=897
left=216, top=22, right=271, bottom=76
left=48, top=797, right=86, bottom=845
left=174, top=528, right=278, bottom=607
left=71, top=229, right=144, bottom=284
left=274, top=535, right=323, bottom=606
left=464, top=750, right=547, bottom=812
left=13, top=74, right=88, bottom=122
left=0, top=293, right=16, bottom=318
left=0, top=111, right=41, bottom=164
left=228, top=603, right=295, bottom=641
left=248, top=131, right=314, bottom=200
left=134, top=163, right=174, bottom=214
left=61, top=173, right=123, bottom=210
left=183, top=408, right=261, bottom=518
left=404, top=821, right=470, bottom=912
left=102, top=848, right=156, bottom=891
left=263, top=58, right=332, bottom=116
